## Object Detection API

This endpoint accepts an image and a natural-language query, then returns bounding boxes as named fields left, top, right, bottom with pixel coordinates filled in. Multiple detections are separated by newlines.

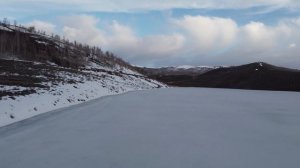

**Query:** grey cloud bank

left=1, top=0, right=300, bottom=12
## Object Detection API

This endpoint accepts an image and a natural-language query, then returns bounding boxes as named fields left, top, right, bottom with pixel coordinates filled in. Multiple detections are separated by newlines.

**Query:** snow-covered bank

left=0, top=59, right=166, bottom=127
left=0, top=88, right=300, bottom=168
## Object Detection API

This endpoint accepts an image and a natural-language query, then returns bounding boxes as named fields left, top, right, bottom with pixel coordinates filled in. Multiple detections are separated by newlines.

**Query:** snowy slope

left=0, top=88, right=300, bottom=168
left=0, top=59, right=166, bottom=127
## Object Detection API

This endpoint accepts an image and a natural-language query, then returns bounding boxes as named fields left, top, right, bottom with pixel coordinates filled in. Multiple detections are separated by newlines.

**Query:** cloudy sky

left=1, top=0, right=300, bottom=68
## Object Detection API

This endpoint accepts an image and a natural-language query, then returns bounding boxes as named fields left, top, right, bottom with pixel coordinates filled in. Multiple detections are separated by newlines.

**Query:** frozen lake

left=0, top=88, right=300, bottom=168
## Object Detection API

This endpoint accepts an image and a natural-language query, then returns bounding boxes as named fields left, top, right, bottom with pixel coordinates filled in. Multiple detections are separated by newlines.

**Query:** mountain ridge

left=138, top=62, right=300, bottom=92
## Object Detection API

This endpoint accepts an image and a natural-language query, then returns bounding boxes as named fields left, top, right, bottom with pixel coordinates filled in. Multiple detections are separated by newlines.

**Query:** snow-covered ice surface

left=0, top=88, right=300, bottom=168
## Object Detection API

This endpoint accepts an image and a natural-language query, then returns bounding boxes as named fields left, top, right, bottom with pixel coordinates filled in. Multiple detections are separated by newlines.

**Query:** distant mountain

left=138, top=62, right=300, bottom=92
left=135, top=65, right=221, bottom=76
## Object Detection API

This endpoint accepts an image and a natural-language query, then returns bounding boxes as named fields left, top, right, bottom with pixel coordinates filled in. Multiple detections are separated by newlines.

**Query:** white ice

left=0, top=88, right=300, bottom=168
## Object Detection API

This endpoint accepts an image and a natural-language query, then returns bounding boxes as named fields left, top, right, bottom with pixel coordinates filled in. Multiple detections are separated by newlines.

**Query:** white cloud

left=240, top=22, right=277, bottom=52
left=105, top=22, right=185, bottom=62
left=26, top=20, right=56, bottom=34
left=106, top=21, right=139, bottom=50
left=61, top=15, right=107, bottom=46
left=173, top=16, right=238, bottom=52
left=61, top=15, right=185, bottom=64
left=43, top=14, right=300, bottom=67
left=289, top=43, right=296, bottom=48
left=170, top=15, right=300, bottom=67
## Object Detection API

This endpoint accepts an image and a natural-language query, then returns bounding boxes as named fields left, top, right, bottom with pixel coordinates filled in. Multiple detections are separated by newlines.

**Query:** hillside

left=142, top=62, right=300, bottom=91
left=0, top=21, right=166, bottom=127
left=0, top=20, right=129, bottom=68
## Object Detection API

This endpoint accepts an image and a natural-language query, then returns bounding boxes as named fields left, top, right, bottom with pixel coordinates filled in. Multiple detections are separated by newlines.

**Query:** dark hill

left=146, top=62, right=300, bottom=92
